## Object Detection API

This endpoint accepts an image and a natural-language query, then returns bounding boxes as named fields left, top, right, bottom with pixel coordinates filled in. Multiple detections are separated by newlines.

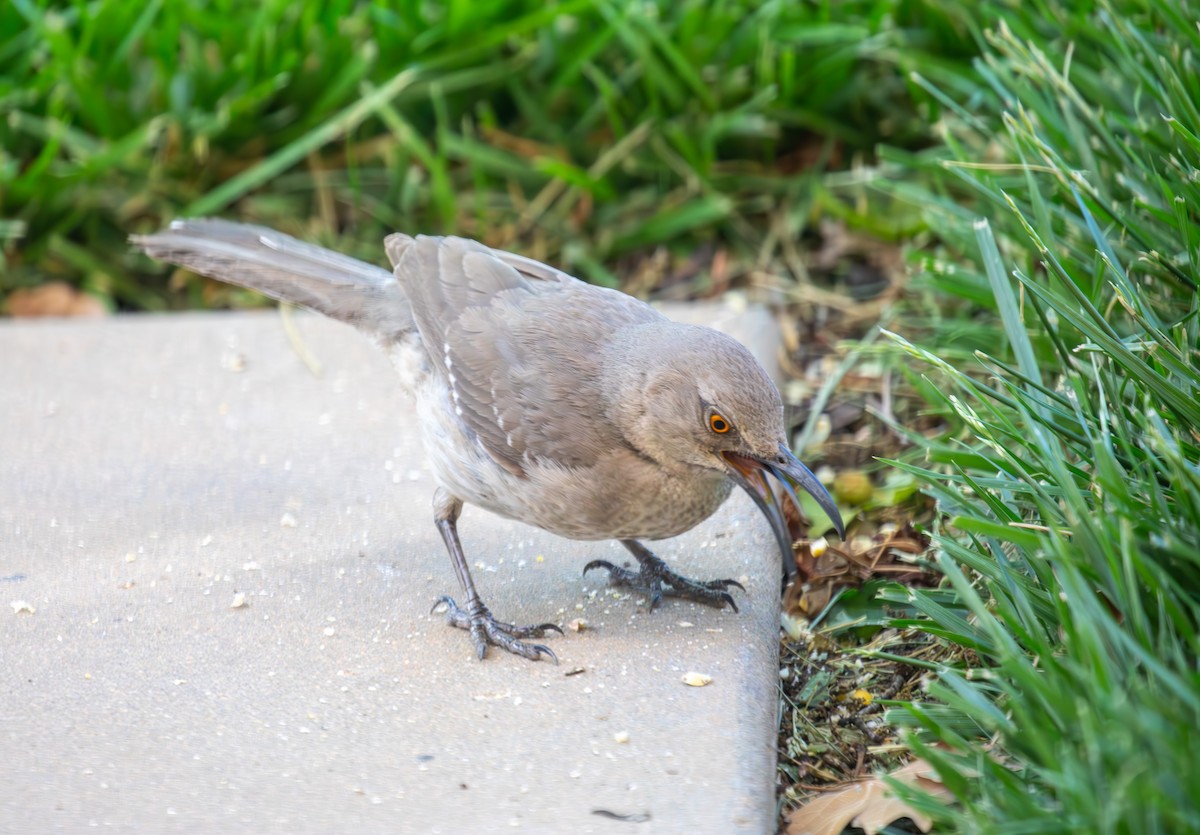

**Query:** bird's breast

left=478, top=450, right=733, bottom=542
left=410, top=377, right=734, bottom=542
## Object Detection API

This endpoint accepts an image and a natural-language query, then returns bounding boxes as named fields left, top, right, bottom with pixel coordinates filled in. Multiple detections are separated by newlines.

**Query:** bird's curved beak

left=722, top=446, right=844, bottom=582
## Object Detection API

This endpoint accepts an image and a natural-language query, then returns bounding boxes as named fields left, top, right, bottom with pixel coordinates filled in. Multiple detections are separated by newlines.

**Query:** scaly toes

left=501, top=637, right=558, bottom=663
left=483, top=619, right=557, bottom=662
left=659, top=577, right=741, bottom=612
left=433, top=596, right=560, bottom=662
left=582, top=559, right=625, bottom=579
left=585, top=557, right=744, bottom=613
left=584, top=559, right=666, bottom=609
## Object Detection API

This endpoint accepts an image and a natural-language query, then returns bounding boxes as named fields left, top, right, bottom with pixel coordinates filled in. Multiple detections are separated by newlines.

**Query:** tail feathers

left=131, top=219, right=413, bottom=339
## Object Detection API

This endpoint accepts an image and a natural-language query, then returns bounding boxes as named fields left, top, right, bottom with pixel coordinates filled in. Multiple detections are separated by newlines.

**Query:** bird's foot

left=432, top=596, right=562, bottom=663
left=583, top=554, right=745, bottom=612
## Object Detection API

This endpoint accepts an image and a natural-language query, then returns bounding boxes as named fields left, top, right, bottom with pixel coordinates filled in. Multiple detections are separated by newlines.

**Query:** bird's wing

left=395, top=236, right=661, bottom=476
left=384, top=233, right=571, bottom=284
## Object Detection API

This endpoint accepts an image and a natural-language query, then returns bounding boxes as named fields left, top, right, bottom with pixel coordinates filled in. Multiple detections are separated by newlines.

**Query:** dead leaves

left=788, top=523, right=934, bottom=617
left=785, top=758, right=953, bottom=835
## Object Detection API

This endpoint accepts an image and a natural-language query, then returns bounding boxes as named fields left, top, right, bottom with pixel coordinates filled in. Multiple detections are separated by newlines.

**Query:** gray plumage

left=133, top=219, right=843, bottom=662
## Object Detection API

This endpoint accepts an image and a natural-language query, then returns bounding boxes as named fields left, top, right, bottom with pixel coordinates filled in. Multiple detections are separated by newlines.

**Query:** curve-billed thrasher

left=132, top=220, right=844, bottom=662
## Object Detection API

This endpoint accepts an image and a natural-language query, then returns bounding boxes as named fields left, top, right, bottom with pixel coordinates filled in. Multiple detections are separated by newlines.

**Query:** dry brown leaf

left=6, top=282, right=106, bottom=317
left=785, top=758, right=952, bottom=835
left=787, top=523, right=935, bottom=617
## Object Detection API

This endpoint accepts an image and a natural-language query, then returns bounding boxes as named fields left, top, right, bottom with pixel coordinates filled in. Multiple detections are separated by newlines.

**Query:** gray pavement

left=2, top=303, right=784, bottom=834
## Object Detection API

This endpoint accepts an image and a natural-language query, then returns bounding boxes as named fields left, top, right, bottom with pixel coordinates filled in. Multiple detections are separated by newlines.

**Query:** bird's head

left=606, top=322, right=844, bottom=580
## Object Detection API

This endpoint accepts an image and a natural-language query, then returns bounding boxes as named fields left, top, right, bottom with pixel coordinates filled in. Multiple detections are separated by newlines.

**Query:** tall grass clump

left=872, top=0, right=1200, bottom=829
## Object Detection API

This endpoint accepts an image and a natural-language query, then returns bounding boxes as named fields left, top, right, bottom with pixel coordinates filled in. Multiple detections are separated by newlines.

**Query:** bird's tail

left=131, top=219, right=414, bottom=340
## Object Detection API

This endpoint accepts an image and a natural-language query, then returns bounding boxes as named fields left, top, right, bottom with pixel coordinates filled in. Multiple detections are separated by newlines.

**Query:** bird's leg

left=431, top=488, right=562, bottom=662
left=584, top=540, right=746, bottom=612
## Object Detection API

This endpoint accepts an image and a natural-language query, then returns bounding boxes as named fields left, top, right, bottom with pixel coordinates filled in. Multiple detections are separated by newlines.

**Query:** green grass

left=1, top=0, right=972, bottom=310
left=864, top=0, right=1200, bottom=829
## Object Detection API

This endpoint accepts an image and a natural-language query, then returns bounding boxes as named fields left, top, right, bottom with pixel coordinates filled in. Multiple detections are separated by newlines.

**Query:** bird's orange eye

left=709, top=413, right=730, bottom=433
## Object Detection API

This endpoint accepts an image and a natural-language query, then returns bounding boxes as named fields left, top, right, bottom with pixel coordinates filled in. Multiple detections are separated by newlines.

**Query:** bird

left=132, top=220, right=844, bottom=663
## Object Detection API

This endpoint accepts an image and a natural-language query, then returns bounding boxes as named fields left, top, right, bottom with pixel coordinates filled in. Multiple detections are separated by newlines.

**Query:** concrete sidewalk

left=2, top=305, right=785, bottom=834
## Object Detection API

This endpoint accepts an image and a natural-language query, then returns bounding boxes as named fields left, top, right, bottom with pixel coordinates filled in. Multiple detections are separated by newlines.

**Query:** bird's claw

left=433, top=596, right=560, bottom=663
left=583, top=557, right=743, bottom=613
